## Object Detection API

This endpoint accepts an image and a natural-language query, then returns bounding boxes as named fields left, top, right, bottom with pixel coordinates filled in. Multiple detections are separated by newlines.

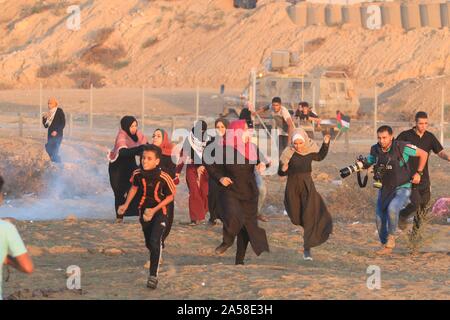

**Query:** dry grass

left=37, top=61, right=69, bottom=78
left=304, top=37, right=326, bottom=53
left=406, top=206, right=435, bottom=255
left=81, top=45, right=127, bottom=69
left=141, top=36, right=159, bottom=49
left=112, top=60, right=131, bottom=70
left=68, top=69, right=105, bottom=89
left=90, top=27, right=115, bottom=46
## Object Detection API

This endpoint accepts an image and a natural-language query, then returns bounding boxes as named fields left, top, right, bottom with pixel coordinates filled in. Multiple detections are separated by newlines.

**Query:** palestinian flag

left=337, top=112, right=350, bottom=131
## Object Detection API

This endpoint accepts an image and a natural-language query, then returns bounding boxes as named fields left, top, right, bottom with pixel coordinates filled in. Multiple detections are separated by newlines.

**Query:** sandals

left=147, top=276, right=158, bottom=289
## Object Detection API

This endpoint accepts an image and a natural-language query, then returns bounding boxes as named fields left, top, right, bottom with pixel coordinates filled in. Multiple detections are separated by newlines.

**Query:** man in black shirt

left=397, top=111, right=450, bottom=232
left=295, top=101, right=321, bottom=124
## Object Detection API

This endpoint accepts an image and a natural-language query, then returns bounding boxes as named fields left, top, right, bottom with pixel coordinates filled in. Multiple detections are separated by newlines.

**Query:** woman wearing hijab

left=278, top=128, right=333, bottom=261
left=176, top=120, right=210, bottom=226
left=239, top=108, right=270, bottom=223
left=207, top=120, right=270, bottom=265
left=204, top=118, right=229, bottom=225
left=108, top=116, right=148, bottom=223
left=152, top=128, right=176, bottom=246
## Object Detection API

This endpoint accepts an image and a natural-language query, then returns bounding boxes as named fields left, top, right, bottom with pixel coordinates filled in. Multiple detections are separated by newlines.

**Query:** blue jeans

left=375, top=188, right=411, bottom=244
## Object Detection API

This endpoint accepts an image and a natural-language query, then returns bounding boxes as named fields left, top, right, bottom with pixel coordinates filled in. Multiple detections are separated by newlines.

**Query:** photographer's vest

left=370, top=140, right=411, bottom=210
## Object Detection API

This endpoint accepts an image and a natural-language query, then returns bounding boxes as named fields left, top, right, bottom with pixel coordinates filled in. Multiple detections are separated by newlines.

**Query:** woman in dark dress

left=108, top=116, right=148, bottom=223
left=278, top=128, right=333, bottom=261
left=207, top=120, right=270, bottom=265
left=152, top=128, right=176, bottom=247
left=204, top=118, right=229, bottom=225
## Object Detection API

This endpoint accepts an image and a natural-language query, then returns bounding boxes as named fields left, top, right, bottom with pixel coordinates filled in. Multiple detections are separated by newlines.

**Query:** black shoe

left=235, top=260, right=245, bottom=265
left=303, top=249, right=313, bottom=261
left=147, top=276, right=158, bottom=289
left=215, top=243, right=231, bottom=255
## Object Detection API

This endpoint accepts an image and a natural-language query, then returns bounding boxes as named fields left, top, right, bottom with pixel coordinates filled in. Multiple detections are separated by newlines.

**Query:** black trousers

left=208, top=179, right=222, bottom=222
left=161, top=202, right=174, bottom=247
left=45, top=136, right=62, bottom=163
left=141, top=212, right=167, bottom=277
left=278, top=135, right=289, bottom=158
left=399, top=184, right=431, bottom=231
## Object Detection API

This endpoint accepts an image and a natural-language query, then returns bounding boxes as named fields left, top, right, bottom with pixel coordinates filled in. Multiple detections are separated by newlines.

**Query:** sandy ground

left=0, top=132, right=449, bottom=300
left=2, top=217, right=449, bottom=300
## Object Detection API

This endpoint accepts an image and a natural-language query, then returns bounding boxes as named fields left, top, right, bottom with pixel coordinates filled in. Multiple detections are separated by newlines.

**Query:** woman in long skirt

left=176, top=120, right=210, bottom=225
left=207, top=120, right=270, bottom=265
left=108, top=116, right=148, bottom=223
left=278, top=128, right=333, bottom=261
left=204, top=118, right=229, bottom=225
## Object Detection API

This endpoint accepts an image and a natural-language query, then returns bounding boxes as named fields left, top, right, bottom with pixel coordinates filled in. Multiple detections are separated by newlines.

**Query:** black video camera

left=339, top=155, right=369, bottom=179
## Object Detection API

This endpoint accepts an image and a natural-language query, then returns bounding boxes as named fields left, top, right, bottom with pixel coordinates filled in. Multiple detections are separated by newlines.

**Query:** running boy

left=118, top=145, right=176, bottom=289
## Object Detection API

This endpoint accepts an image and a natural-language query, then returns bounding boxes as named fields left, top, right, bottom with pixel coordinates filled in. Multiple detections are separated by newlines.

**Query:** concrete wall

left=287, top=1, right=450, bottom=30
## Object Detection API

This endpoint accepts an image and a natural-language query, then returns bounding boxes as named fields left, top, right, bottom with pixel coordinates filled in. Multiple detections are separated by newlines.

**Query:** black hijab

left=192, top=120, right=208, bottom=142
left=120, top=116, right=138, bottom=142
left=239, top=108, right=254, bottom=129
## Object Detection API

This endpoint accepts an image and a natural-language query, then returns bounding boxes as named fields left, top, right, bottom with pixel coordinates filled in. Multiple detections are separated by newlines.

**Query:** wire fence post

left=441, top=86, right=445, bottom=146
left=171, top=116, right=176, bottom=138
left=39, top=82, right=43, bottom=131
left=196, top=86, right=200, bottom=121
left=374, top=85, right=378, bottom=139
left=18, top=113, right=23, bottom=138
left=142, top=86, right=145, bottom=133
left=69, top=113, right=73, bottom=139
left=89, top=83, right=93, bottom=131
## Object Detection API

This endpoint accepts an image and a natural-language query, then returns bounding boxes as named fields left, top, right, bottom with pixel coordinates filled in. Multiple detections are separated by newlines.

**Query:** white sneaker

left=283, top=210, right=288, bottom=216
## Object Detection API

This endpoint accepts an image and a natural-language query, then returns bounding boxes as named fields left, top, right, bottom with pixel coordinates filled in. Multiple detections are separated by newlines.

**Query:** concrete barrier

left=401, top=3, right=422, bottom=30
left=421, top=2, right=443, bottom=28
left=325, top=4, right=343, bottom=26
left=308, top=4, right=327, bottom=26
left=440, top=2, right=450, bottom=27
left=343, top=4, right=363, bottom=28
left=381, top=2, right=403, bottom=28
left=287, top=2, right=448, bottom=30
left=287, top=3, right=308, bottom=27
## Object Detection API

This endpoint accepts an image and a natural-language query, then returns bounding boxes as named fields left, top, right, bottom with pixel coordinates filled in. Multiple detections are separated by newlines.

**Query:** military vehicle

left=221, top=50, right=359, bottom=137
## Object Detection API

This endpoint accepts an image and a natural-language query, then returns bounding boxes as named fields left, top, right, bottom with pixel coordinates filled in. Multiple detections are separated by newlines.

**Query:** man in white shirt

left=254, top=97, right=295, bottom=157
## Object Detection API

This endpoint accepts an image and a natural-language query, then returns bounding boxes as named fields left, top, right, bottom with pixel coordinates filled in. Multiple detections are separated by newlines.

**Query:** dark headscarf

left=239, top=108, right=254, bottom=129
left=120, top=116, right=138, bottom=142
left=192, top=120, right=208, bottom=142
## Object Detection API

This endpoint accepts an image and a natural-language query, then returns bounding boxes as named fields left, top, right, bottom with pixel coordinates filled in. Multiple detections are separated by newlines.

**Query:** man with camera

left=397, top=111, right=450, bottom=233
left=350, top=126, right=428, bottom=255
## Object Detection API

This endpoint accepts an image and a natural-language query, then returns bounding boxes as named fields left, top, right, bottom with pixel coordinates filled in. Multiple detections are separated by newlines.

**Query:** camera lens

left=340, top=167, right=351, bottom=179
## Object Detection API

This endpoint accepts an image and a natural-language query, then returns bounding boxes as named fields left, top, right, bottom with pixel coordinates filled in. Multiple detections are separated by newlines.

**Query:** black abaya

left=207, top=145, right=269, bottom=263
left=278, top=142, right=333, bottom=249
